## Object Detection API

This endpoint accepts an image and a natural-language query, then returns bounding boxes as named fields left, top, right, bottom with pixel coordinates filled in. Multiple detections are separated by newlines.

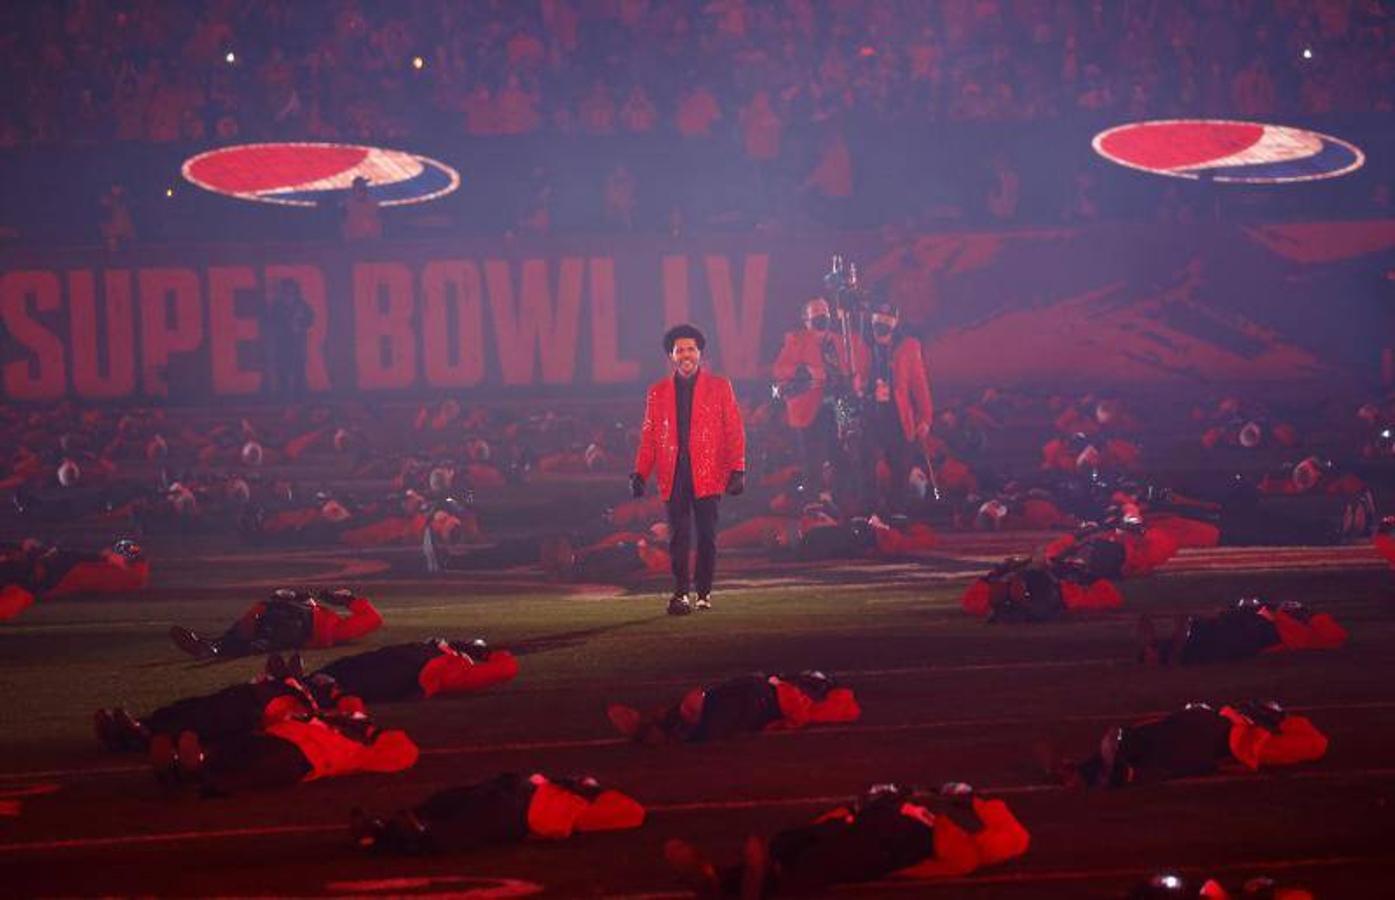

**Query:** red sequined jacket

left=634, top=369, right=746, bottom=500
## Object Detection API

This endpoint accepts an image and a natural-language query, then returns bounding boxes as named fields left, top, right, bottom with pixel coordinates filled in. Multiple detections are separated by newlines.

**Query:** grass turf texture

left=2, top=561, right=1393, bottom=897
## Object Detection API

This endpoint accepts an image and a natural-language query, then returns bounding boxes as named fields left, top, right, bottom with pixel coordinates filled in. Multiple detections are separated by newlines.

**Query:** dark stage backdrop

left=2, top=221, right=1392, bottom=402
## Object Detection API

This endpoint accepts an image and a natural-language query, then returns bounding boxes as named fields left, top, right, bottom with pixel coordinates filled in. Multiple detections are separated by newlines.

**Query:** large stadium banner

left=2, top=222, right=1392, bottom=401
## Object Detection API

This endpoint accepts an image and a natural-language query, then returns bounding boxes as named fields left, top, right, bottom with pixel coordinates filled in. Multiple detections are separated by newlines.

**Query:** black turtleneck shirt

left=674, top=370, right=696, bottom=472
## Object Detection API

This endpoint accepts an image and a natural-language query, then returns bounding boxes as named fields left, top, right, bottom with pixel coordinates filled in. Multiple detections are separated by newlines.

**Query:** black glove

left=725, top=470, right=745, bottom=496
left=629, top=473, right=646, bottom=498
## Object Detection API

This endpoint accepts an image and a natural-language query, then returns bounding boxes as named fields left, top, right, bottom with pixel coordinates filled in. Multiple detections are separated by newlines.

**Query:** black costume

left=1066, top=701, right=1328, bottom=789
left=351, top=772, right=644, bottom=853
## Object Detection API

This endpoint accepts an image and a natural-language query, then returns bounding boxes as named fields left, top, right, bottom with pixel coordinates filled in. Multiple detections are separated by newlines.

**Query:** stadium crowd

left=4, top=0, right=1391, bottom=148
left=1, top=0, right=1391, bottom=239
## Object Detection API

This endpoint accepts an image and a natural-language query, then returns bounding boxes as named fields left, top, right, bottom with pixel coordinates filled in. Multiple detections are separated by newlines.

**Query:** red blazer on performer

left=634, top=369, right=746, bottom=500
left=771, top=330, right=868, bottom=430
left=881, top=336, right=934, bottom=442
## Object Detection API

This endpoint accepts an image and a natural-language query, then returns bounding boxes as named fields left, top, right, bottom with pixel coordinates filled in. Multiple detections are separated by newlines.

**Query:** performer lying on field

left=169, top=587, right=382, bottom=660
left=94, top=654, right=356, bottom=753
left=607, top=670, right=859, bottom=743
left=1137, top=598, right=1346, bottom=666
left=312, top=638, right=519, bottom=702
left=153, top=709, right=417, bottom=795
left=1057, top=700, right=1327, bottom=789
left=665, top=781, right=1028, bottom=897
left=351, top=772, right=644, bottom=853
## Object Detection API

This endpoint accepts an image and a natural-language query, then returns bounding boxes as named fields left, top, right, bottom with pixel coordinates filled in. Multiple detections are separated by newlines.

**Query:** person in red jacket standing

left=771, top=297, right=865, bottom=495
left=631, top=324, right=747, bottom=616
left=863, top=303, right=933, bottom=514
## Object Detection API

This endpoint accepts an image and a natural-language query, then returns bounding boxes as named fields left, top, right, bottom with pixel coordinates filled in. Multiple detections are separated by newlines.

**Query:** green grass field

left=2, top=546, right=1393, bottom=898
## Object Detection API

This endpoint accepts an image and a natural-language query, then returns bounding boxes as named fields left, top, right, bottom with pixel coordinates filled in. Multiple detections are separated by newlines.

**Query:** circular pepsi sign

left=182, top=142, right=461, bottom=206
left=1092, top=119, right=1364, bottom=184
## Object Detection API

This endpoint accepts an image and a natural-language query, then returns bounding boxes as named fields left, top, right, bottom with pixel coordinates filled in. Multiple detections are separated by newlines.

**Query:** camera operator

left=772, top=297, right=867, bottom=497
left=864, top=301, right=934, bottom=513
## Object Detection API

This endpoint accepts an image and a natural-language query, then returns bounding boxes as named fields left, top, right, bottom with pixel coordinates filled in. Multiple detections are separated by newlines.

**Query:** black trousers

left=146, top=684, right=266, bottom=741
left=795, top=405, right=838, bottom=489
left=1177, top=610, right=1280, bottom=664
left=1077, top=706, right=1232, bottom=787
left=865, top=403, right=917, bottom=514
left=667, top=461, right=720, bottom=596
left=414, top=774, right=533, bottom=849
left=722, top=801, right=934, bottom=895
left=202, top=732, right=313, bottom=793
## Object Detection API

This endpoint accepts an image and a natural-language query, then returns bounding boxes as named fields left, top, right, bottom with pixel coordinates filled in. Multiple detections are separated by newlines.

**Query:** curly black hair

left=662, top=323, right=706, bottom=354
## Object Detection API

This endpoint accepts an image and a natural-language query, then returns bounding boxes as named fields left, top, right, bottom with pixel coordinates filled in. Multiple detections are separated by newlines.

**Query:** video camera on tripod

left=822, top=254, right=874, bottom=448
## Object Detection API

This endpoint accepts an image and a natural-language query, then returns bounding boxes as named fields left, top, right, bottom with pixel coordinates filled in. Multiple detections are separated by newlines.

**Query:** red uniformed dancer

left=631, top=324, right=747, bottom=616
left=607, top=670, right=859, bottom=743
left=539, top=531, right=671, bottom=582
left=1044, top=515, right=1181, bottom=579
left=665, top=781, right=1028, bottom=897
left=971, top=490, right=1077, bottom=531
left=1257, top=456, right=1366, bottom=497
left=94, top=656, right=357, bottom=753
left=2, top=539, right=148, bottom=621
left=36, top=538, right=150, bottom=597
left=1058, top=700, right=1327, bottom=789
left=350, top=772, right=645, bottom=853
left=960, top=557, right=1121, bottom=622
left=169, top=587, right=382, bottom=660
left=1137, top=598, right=1346, bottom=666
left=312, top=638, right=519, bottom=703
left=159, top=710, right=417, bottom=795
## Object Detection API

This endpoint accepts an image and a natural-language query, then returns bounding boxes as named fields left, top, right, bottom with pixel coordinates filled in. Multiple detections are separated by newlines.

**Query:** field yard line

left=5, top=699, right=1395, bottom=783
left=515, top=657, right=1127, bottom=692
left=0, top=822, right=336, bottom=852
left=649, top=766, right=1395, bottom=813
left=429, top=698, right=1395, bottom=755
left=4, top=770, right=1395, bottom=856
left=756, top=698, right=1395, bottom=743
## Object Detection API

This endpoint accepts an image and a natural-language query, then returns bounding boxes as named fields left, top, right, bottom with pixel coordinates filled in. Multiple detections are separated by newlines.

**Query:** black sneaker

left=169, top=625, right=218, bottom=660
left=693, top=594, right=712, bottom=611
left=667, top=593, right=693, bottom=616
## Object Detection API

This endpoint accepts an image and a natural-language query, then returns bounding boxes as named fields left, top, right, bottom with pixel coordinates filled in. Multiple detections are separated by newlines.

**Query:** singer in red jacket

left=631, top=324, right=746, bottom=616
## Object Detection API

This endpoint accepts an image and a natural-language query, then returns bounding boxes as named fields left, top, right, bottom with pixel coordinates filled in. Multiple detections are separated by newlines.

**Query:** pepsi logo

left=1092, top=119, right=1364, bottom=184
left=182, top=142, right=460, bottom=206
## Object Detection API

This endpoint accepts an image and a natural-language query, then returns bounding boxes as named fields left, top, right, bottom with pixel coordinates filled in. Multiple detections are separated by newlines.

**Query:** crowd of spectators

left=1, top=0, right=1392, bottom=238
left=3, top=0, right=1391, bottom=148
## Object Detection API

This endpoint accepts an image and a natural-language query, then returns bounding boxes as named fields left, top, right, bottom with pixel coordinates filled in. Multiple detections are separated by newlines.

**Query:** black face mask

left=873, top=323, right=894, bottom=339
left=809, top=315, right=831, bottom=331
